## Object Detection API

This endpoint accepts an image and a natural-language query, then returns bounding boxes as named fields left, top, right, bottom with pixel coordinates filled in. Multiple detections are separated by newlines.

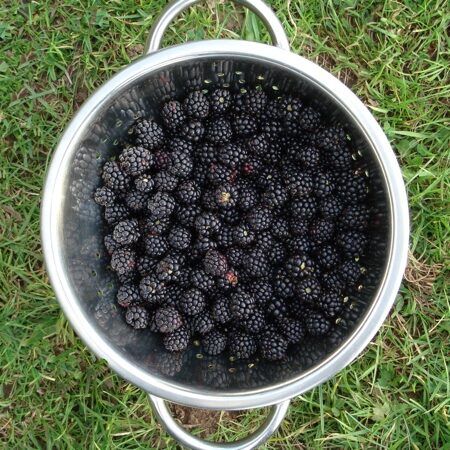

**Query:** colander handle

left=145, top=0, right=290, bottom=54
left=149, top=394, right=290, bottom=450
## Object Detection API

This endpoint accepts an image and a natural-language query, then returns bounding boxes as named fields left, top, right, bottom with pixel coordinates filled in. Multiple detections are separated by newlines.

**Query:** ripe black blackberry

left=228, top=331, right=257, bottom=359
left=183, top=90, right=209, bottom=119
left=255, top=230, right=274, bottom=251
left=177, top=180, right=201, bottom=204
left=279, top=95, right=303, bottom=119
left=154, top=306, right=183, bottom=333
left=117, top=270, right=136, bottom=284
left=314, top=172, right=335, bottom=197
left=178, top=205, right=201, bottom=227
left=169, top=150, right=193, bottom=178
left=229, top=289, right=255, bottom=320
left=168, top=226, right=191, bottom=250
left=296, top=277, right=321, bottom=302
left=278, top=318, right=305, bottom=343
left=206, top=118, right=233, bottom=143
left=207, top=162, right=236, bottom=185
left=257, top=166, right=280, bottom=190
left=154, top=170, right=179, bottom=192
left=125, top=190, right=149, bottom=211
left=288, top=235, right=314, bottom=254
left=113, top=219, right=140, bottom=245
left=290, top=196, right=317, bottom=220
left=237, top=183, right=259, bottom=211
left=243, top=247, right=270, bottom=277
left=264, top=97, right=282, bottom=119
left=191, top=312, right=215, bottom=335
left=215, top=225, right=233, bottom=248
left=232, top=224, right=255, bottom=246
left=325, top=145, right=353, bottom=170
left=102, top=161, right=130, bottom=192
left=309, top=218, right=335, bottom=244
left=195, top=211, right=221, bottom=237
left=94, top=186, right=115, bottom=206
left=125, top=305, right=149, bottom=329
left=263, top=182, right=288, bottom=207
left=196, top=142, right=217, bottom=165
left=247, top=133, right=269, bottom=155
left=297, top=106, right=321, bottom=132
left=136, top=255, right=158, bottom=276
left=317, top=292, right=344, bottom=318
left=271, top=216, right=290, bottom=240
left=201, top=189, right=218, bottom=211
left=169, top=137, right=194, bottom=154
left=340, top=205, right=370, bottom=230
left=215, top=183, right=238, bottom=209
left=247, top=206, right=273, bottom=231
left=193, top=236, right=217, bottom=255
left=161, top=100, right=186, bottom=130
left=116, top=283, right=140, bottom=308
left=267, top=298, right=289, bottom=319
left=243, top=89, right=267, bottom=115
left=179, top=288, right=206, bottom=316
left=273, top=270, right=295, bottom=298
left=202, top=330, right=227, bottom=355
left=104, top=234, right=121, bottom=255
left=286, top=254, right=316, bottom=279
left=218, top=142, right=247, bottom=168
left=227, top=247, right=245, bottom=267
left=111, top=247, right=136, bottom=275
left=232, top=114, right=258, bottom=136
left=317, top=126, right=346, bottom=152
left=336, top=172, right=368, bottom=204
left=306, top=311, right=331, bottom=336
left=139, top=274, right=167, bottom=305
left=119, top=145, right=153, bottom=176
left=142, top=216, right=171, bottom=235
left=339, top=259, right=361, bottom=284
left=337, top=230, right=367, bottom=257
left=209, top=88, right=232, bottom=115
left=147, top=192, right=176, bottom=219
left=144, top=235, right=169, bottom=257
left=156, top=254, right=182, bottom=282
left=191, top=270, right=215, bottom=292
left=319, top=196, right=343, bottom=219
left=163, top=327, right=190, bottom=352
left=134, top=119, right=165, bottom=150
left=259, top=331, right=288, bottom=361
left=241, top=308, right=266, bottom=334
left=261, top=120, right=283, bottom=138
left=181, top=120, right=205, bottom=142
left=322, top=271, right=346, bottom=293
left=211, top=296, right=232, bottom=324
left=267, top=241, right=286, bottom=266
left=153, top=150, right=172, bottom=171
left=316, top=245, right=340, bottom=270
left=285, top=170, right=313, bottom=197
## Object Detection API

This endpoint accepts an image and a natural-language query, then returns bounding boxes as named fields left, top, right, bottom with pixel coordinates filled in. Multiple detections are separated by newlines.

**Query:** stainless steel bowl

left=41, top=0, right=409, bottom=448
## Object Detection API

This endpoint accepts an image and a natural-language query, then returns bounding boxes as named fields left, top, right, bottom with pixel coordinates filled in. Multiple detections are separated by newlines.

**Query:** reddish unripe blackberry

left=134, top=119, right=165, bottom=150
left=113, top=219, right=140, bottom=245
left=259, top=331, right=288, bottom=361
left=228, top=331, right=257, bottom=359
left=183, top=90, right=210, bottom=119
left=163, top=327, right=190, bottom=352
left=119, top=145, right=153, bottom=176
left=111, top=247, right=136, bottom=275
left=202, top=330, right=227, bottom=355
left=125, top=305, right=149, bottom=329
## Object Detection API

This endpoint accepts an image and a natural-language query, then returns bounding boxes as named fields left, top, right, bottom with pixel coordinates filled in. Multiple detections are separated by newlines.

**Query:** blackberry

left=169, top=150, right=193, bottom=178
left=247, top=206, right=273, bottom=231
left=273, top=271, right=295, bottom=298
left=322, top=271, right=346, bottom=293
left=119, top=145, right=153, bottom=176
left=147, top=192, right=176, bottom=219
left=163, top=327, right=190, bottom=352
left=256, top=231, right=274, bottom=251
left=229, top=289, right=255, bottom=320
left=290, top=217, right=309, bottom=235
left=264, top=98, right=282, bottom=119
left=102, top=161, right=130, bottom=192
left=247, top=133, right=269, bottom=155
left=241, top=308, right=265, bottom=334
left=325, top=145, right=352, bottom=170
left=271, top=216, right=290, bottom=240
left=267, top=241, right=286, bottom=265
left=317, top=126, right=346, bottom=151
left=233, top=224, right=255, bottom=246
left=315, top=172, right=335, bottom=197
left=215, top=184, right=238, bottom=209
left=125, top=190, right=148, bottom=211
left=117, top=270, right=136, bottom=284
left=340, top=205, right=370, bottom=230
left=261, top=120, right=282, bottom=138
left=207, top=163, right=235, bottom=185
left=156, top=254, right=182, bottom=282
left=94, top=186, right=115, bottom=206
left=111, top=247, right=136, bottom=275
left=306, top=311, right=331, bottom=336
left=316, top=245, right=340, bottom=270
left=243, top=89, right=267, bottom=115
left=339, top=259, right=361, bottom=284
left=191, top=312, right=215, bottom=335
left=285, top=170, right=313, bottom=197
left=290, top=300, right=312, bottom=320
left=179, top=288, right=206, bottom=316
left=202, top=330, right=227, bottom=355
left=196, top=142, right=217, bottom=165
left=116, top=283, right=140, bottom=308
left=336, top=172, right=368, bottom=204
left=206, top=118, right=233, bottom=143
left=168, top=137, right=194, bottom=154
left=317, top=292, right=344, bottom=318
left=178, top=205, right=201, bottom=227
left=219, top=207, right=240, bottom=225
left=296, top=277, right=321, bottom=302
left=288, top=235, right=313, bottom=254
left=297, top=106, right=321, bottom=132
left=181, top=120, right=205, bottom=142
left=154, top=306, right=183, bottom=333
left=191, top=270, right=215, bottom=292
left=209, top=88, right=232, bottom=115
left=136, top=255, right=158, bottom=276
left=144, top=235, right=169, bottom=257
left=237, top=184, right=259, bottom=211
left=113, top=219, right=140, bottom=245
left=104, top=234, right=121, bottom=255
left=212, top=296, right=232, bottom=324
left=134, top=119, right=165, bottom=150
left=154, top=170, right=178, bottom=193
left=177, top=180, right=201, bottom=204
left=153, top=150, right=172, bottom=171
left=195, top=212, right=221, bottom=237
left=263, top=182, right=288, bottom=207
left=290, top=197, right=317, bottom=220
left=278, top=318, right=305, bottom=343
left=218, top=142, right=247, bottom=168
left=228, top=331, right=257, bottom=359
left=257, top=166, right=279, bottom=190
left=125, top=305, right=149, bottom=329
left=161, top=100, right=186, bottom=130
left=319, top=196, right=343, bottom=219
left=140, top=275, right=167, bottom=305
left=242, top=155, right=263, bottom=177
left=183, top=90, right=209, bottom=119
left=337, top=230, right=367, bottom=257
left=216, top=225, right=234, bottom=248
left=227, top=247, right=245, bottom=267
left=201, top=189, right=218, bottom=211
left=309, top=218, right=335, bottom=244
left=243, top=247, right=270, bottom=277
left=168, top=226, right=191, bottom=250
left=142, top=216, right=171, bottom=235
left=259, top=332, right=288, bottom=361
left=279, top=95, right=303, bottom=119
left=194, top=236, right=217, bottom=255
left=232, top=114, right=258, bottom=136
left=286, top=254, right=316, bottom=279
left=267, top=298, right=289, bottom=319
left=231, top=92, right=246, bottom=115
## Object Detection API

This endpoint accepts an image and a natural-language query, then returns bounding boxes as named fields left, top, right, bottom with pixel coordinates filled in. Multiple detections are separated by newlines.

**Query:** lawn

left=1, top=0, right=449, bottom=448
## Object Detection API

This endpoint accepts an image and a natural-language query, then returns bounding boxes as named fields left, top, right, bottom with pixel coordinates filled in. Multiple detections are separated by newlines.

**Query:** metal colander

left=41, top=0, right=409, bottom=448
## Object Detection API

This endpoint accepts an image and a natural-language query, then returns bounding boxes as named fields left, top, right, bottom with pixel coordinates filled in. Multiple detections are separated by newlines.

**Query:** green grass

left=1, top=0, right=449, bottom=448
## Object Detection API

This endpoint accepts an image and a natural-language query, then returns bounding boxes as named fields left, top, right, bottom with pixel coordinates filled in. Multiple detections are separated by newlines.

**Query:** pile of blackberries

left=94, top=87, right=371, bottom=361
